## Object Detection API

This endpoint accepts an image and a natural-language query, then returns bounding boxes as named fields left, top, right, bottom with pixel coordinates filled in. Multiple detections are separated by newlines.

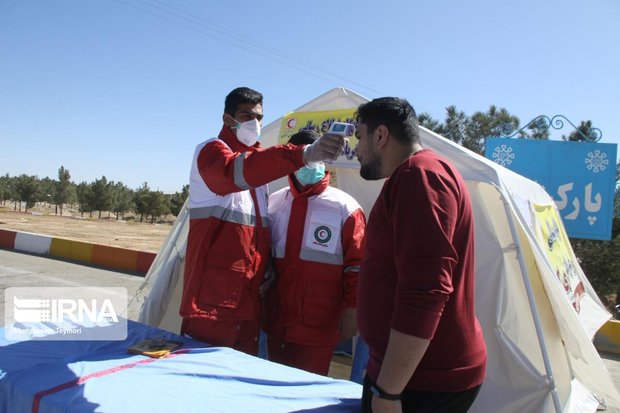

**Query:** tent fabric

left=134, top=197, right=188, bottom=332
left=132, top=87, right=620, bottom=412
left=0, top=319, right=361, bottom=413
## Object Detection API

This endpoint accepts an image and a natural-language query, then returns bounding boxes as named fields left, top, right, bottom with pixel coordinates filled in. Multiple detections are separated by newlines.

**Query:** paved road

left=1, top=249, right=619, bottom=411
left=0, top=249, right=144, bottom=324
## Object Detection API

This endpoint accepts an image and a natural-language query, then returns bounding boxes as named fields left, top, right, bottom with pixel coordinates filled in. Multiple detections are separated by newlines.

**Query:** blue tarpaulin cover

left=0, top=319, right=361, bottom=413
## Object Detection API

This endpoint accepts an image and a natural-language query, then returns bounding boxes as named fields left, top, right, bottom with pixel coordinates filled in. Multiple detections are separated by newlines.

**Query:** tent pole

left=502, top=198, right=563, bottom=413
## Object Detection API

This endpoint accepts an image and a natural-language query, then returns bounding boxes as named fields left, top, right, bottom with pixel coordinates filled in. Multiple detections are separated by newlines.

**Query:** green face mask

left=295, top=163, right=326, bottom=186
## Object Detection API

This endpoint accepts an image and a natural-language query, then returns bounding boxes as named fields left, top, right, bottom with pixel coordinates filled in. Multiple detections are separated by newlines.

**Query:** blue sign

left=485, top=138, right=617, bottom=240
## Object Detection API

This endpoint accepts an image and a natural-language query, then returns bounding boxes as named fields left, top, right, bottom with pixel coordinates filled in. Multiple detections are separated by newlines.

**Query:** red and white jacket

left=263, top=173, right=366, bottom=346
left=180, top=126, right=305, bottom=322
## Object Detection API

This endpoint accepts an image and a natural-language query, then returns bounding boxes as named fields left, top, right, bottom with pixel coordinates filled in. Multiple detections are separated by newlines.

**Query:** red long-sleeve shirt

left=357, top=149, right=487, bottom=392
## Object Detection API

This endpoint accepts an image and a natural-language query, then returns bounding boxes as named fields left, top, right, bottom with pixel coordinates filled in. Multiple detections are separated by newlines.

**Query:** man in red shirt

left=355, top=97, right=487, bottom=413
left=180, top=87, right=345, bottom=356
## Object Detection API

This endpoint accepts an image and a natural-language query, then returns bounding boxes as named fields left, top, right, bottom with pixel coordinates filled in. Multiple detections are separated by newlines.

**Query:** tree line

left=1, top=105, right=619, bottom=303
left=417, top=105, right=602, bottom=152
left=0, top=166, right=188, bottom=224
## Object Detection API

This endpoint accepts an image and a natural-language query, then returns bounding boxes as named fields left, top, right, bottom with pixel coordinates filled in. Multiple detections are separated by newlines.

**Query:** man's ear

left=375, top=125, right=389, bottom=149
left=223, top=114, right=237, bottom=129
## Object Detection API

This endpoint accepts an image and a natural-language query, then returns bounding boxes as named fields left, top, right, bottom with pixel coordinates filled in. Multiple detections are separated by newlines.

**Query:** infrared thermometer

left=327, top=122, right=355, bottom=137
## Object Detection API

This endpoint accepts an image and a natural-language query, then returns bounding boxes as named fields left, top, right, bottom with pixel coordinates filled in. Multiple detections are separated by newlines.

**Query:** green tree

left=54, top=166, right=73, bottom=215
left=14, top=174, right=40, bottom=212
left=0, top=173, right=12, bottom=205
left=144, top=190, right=171, bottom=223
left=523, top=117, right=550, bottom=140
left=464, top=106, right=520, bottom=154
left=38, top=177, right=56, bottom=206
left=417, top=113, right=441, bottom=132
left=437, top=105, right=468, bottom=145
left=169, top=184, right=189, bottom=217
left=90, top=176, right=113, bottom=219
left=75, top=181, right=93, bottom=217
left=134, top=182, right=151, bottom=223
left=9, top=176, right=19, bottom=210
left=111, top=182, right=134, bottom=220
left=563, top=120, right=599, bottom=142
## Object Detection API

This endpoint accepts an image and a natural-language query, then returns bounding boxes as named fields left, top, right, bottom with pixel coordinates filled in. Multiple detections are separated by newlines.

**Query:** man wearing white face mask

left=262, top=130, right=366, bottom=375
left=180, top=87, right=346, bottom=356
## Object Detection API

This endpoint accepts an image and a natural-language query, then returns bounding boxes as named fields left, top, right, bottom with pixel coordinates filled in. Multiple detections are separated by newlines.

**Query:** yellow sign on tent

left=532, top=202, right=585, bottom=313
left=278, top=109, right=359, bottom=169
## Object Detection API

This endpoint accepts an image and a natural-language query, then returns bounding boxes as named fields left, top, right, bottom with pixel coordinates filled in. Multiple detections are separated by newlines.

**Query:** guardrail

left=0, top=228, right=155, bottom=275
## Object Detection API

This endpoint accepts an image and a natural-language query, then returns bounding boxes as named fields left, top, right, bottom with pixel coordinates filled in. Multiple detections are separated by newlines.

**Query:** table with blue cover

left=0, top=319, right=361, bottom=413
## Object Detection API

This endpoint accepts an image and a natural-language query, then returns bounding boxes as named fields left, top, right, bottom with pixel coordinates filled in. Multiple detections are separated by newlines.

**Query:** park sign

left=485, top=138, right=617, bottom=240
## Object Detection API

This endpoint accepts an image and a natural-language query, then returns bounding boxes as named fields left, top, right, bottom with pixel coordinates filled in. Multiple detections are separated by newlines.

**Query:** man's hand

left=259, top=260, right=277, bottom=299
left=338, top=308, right=357, bottom=341
left=371, top=396, right=402, bottom=413
left=303, top=133, right=346, bottom=166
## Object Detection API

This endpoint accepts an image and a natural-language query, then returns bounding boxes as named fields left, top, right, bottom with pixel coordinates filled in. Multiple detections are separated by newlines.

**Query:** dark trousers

left=361, top=376, right=482, bottom=413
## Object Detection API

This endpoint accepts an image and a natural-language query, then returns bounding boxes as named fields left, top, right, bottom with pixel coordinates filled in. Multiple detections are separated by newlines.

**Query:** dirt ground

left=0, top=204, right=172, bottom=253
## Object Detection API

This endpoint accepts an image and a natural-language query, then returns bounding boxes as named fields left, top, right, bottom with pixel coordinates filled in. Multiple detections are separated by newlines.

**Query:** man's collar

left=288, top=172, right=330, bottom=198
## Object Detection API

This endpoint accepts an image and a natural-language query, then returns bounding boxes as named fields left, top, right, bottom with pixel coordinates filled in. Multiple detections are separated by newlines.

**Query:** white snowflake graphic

left=585, top=150, right=608, bottom=173
left=492, top=144, right=515, bottom=166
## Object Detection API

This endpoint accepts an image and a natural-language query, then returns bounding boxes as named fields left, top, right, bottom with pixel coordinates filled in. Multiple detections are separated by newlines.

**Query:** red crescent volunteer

left=180, top=87, right=346, bottom=356
left=263, top=170, right=366, bottom=374
left=179, top=124, right=307, bottom=355
left=261, top=130, right=366, bottom=375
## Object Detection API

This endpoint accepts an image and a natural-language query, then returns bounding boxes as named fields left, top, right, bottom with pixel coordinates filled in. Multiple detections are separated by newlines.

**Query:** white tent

left=130, top=87, right=620, bottom=413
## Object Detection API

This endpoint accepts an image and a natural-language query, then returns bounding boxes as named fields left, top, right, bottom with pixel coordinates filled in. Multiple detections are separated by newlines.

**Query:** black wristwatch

left=369, top=382, right=401, bottom=401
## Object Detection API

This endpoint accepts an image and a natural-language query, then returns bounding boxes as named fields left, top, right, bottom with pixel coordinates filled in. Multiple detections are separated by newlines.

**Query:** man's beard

left=359, top=154, right=382, bottom=181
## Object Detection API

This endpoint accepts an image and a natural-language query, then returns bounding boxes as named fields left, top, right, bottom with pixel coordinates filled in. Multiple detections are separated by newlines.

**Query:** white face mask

left=235, top=118, right=261, bottom=147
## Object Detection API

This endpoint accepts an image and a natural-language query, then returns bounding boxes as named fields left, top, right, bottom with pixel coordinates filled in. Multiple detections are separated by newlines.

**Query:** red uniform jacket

left=264, top=173, right=366, bottom=346
left=180, top=127, right=305, bottom=322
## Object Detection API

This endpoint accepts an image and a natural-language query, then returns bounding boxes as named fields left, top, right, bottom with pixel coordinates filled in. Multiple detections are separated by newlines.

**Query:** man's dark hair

left=356, top=97, right=420, bottom=145
left=224, top=87, right=263, bottom=115
left=288, top=129, right=319, bottom=145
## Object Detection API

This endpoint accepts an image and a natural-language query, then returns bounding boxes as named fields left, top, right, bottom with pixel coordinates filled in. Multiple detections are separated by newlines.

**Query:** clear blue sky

left=1, top=0, right=618, bottom=193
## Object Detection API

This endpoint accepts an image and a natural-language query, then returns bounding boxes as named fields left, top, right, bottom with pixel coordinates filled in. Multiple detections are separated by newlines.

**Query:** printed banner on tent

left=485, top=138, right=617, bottom=240
left=279, top=109, right=360, bottom=169
left=531, top=203, right=585, bottom=313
